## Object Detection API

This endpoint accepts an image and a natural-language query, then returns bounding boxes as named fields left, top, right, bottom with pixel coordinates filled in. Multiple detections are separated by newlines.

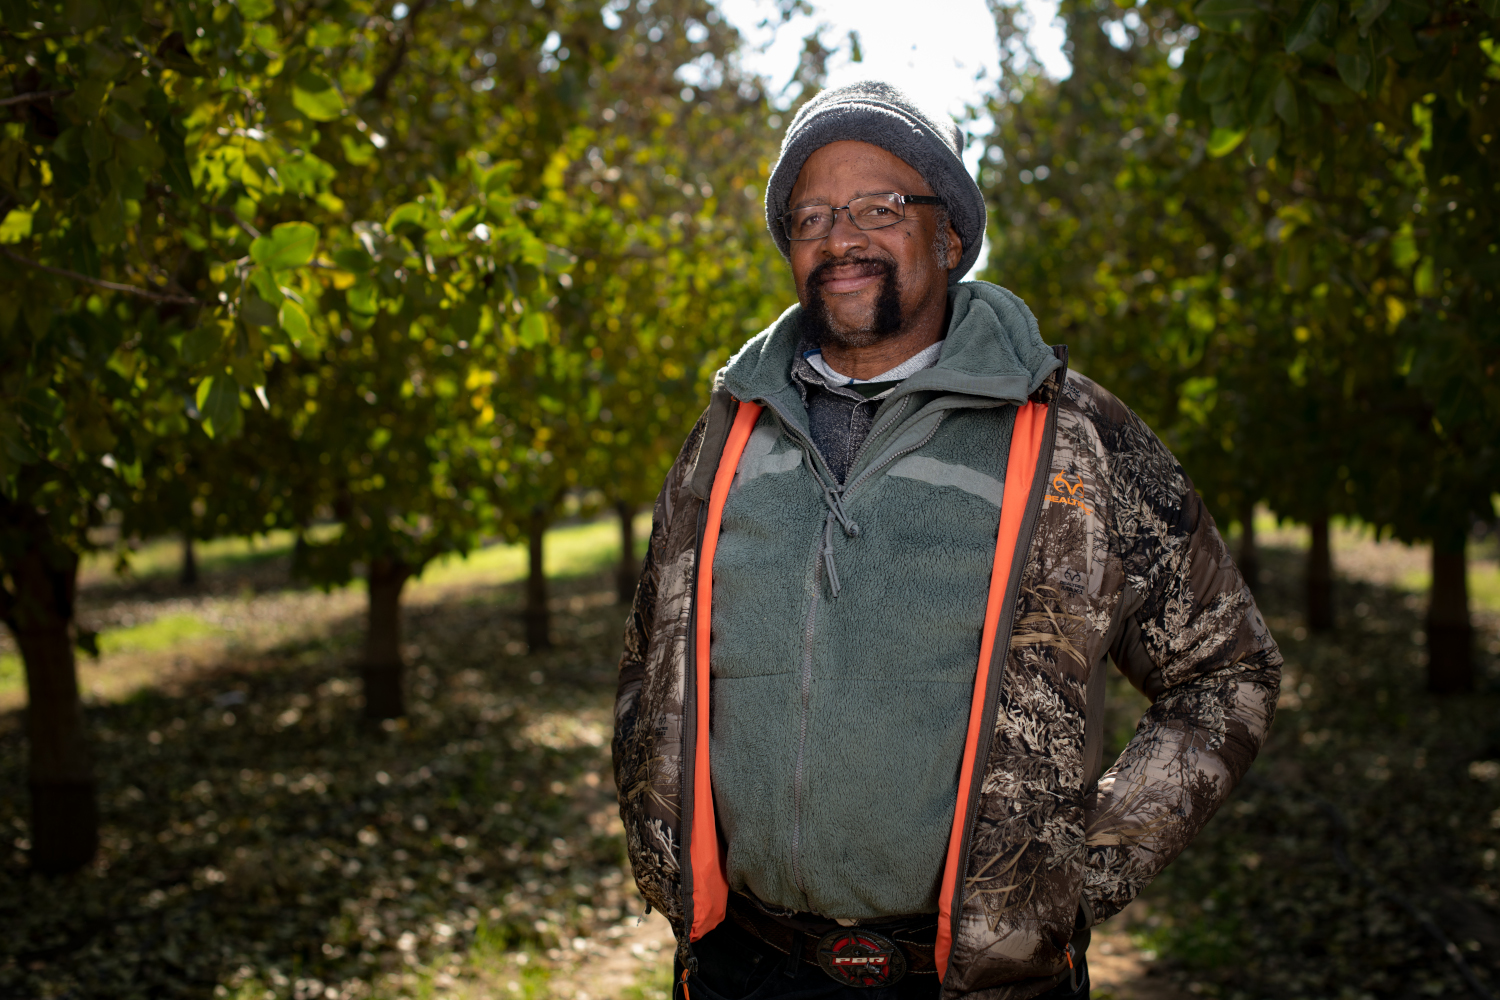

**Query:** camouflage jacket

left=613, top=359, right=1281, bottom=998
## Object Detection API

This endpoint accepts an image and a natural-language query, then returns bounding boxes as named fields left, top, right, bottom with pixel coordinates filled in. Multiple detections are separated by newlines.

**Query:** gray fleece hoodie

left=708, top=281, right=1061, bottom=920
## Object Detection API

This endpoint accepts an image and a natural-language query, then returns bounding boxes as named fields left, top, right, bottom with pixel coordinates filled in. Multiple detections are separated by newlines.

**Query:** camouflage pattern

left=614, top=367, right=1282, bottom=996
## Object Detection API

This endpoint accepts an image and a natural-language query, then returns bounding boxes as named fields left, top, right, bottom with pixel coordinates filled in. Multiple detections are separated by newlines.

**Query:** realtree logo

left=1047, top=472, right=1095, bottom=516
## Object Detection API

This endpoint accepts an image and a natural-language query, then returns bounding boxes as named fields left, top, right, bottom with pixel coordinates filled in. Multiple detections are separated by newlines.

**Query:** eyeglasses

left=781, top=192, right=945, bottom=241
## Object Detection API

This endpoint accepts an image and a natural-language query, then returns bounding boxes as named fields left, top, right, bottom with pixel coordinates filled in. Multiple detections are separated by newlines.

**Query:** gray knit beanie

left=765, top=81, right=986, bottom=284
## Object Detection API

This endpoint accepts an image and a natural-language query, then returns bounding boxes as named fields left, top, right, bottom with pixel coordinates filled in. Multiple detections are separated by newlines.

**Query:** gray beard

left=803, top=259, right=905, bottom=349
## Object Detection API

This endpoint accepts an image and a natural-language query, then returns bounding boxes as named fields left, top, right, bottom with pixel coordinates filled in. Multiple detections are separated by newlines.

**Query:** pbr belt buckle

left=816, top=927, right=906, bottom=987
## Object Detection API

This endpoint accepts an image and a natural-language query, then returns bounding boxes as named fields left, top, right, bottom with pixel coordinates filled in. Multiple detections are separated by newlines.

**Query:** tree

left=0, top=0, right=345, bottom=872
left=1177, top=0, right=1500, bottom=688
left=981, top=0, right=1497, bottom=681
left=0, top=0, right=554, bottom=866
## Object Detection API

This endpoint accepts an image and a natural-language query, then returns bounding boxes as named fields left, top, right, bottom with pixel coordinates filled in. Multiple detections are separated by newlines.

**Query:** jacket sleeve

left=1081, top=411, right=1282, bottom=924
left=612, top=411, right=709, bottom=789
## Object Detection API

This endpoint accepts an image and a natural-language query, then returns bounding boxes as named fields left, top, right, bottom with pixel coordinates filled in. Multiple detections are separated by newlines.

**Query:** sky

left=713, top=0, right=1071, bottom=271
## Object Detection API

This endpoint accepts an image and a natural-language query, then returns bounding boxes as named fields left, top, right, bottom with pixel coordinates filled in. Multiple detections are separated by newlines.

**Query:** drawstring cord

left=807, top=461, right=859, bottom=599
left=821, top=513, right=842, bottom=598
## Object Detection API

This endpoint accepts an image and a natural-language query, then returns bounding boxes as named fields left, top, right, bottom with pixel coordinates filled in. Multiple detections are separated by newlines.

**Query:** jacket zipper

left=790, top=530, right=826, bottom=901
left=946, top=369, right=1067, bottom=958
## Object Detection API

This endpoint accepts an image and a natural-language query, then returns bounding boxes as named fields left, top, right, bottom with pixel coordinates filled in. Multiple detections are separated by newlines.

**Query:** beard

left=802, top=254, right=905, bottom=350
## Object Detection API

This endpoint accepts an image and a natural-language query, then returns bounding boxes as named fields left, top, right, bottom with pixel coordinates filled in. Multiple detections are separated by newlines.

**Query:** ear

left=945, top=221, right=963, bottom=270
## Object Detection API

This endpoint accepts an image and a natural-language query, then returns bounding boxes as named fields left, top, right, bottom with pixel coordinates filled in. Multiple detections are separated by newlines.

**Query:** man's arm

left=612, top=410, right=711, bottom=788
left=1081, top=413, right=1282, bottom=924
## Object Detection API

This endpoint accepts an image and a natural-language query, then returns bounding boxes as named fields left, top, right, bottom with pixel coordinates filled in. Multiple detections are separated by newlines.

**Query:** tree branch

left=0, top=247, right=200, bottom=305
left=363, top=0, right=435, bottom=106
left=208, top=205, right=261, bottom=238
left=0, top=90, right=71, bottom=108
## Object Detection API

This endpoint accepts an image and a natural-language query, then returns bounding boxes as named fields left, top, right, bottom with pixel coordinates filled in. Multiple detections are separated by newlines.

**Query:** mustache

left=807, top=255, right=895, bottom=288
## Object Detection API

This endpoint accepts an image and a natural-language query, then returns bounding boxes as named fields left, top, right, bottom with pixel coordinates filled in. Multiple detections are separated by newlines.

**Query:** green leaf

left=1385, top=0, right=1429, bottom=23
left=341, top=134, right=376, bottom=166
left=1414, top=255, right=1437, bottom=296
left=0, top=208, right=32, bottom=243
left=235, top=0, right=274, bottom=18
left=248, top=266, right=284, bottom=304
left=1248, top=122, right=1281, bottom=162
left=1286, top=0, right=1336, bottom=52
left=347, top=280, right=379, bottom=315
left=518, top=311, right=548, bottom=347
left=196, top=375, right=243, bottom=439
left=334, top=248, right=376, bottom=272
left=1273, top=76, right=1300, bottom=127
left=387, top=202, right=435, bottom=235
left=292, top=71, right=343, bottom=122
left=242, top=294, right=280, bottom=329
left=1336, top=51, right=1372, bottom=91
left=1199, top=52, right=1251, bottom=104
left=1208, top=127, right=1248, bottom=156
left=1354, top=0, right=1392, bottom=30
left=279, top=300, right=309, bottom=342
left=1477, top=0, right=1499, bottom=16
left=1194, top=0, right=1261, bottom=32
left=1305, top=74, right=1357, bottom=103
left=250, top=222, right=317, bottom=270
left=180, top=322, right=226, bottom=364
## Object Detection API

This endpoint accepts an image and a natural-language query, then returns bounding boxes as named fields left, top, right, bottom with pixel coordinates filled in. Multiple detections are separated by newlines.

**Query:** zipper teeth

left=790, top=530, right=825, bottom=903
left=680, top=499, right=709, bottom=936
left=865, top=394, right=911, bottom=445
left=760, top=400, right=841, bottom=487
left=842, top=413, right=947, bottom=501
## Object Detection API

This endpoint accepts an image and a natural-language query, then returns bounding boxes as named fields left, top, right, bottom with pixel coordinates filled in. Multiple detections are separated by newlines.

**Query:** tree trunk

left=1307, top=514, right=1334, bottom=632
left=1238, top=500, right=1259, bottom=594
left=363, top=556, right=412, bottom=720
left=179, top=534, right=198, bottom=587
left=526, top=507, right=551, bottom=651
left=1427, top=536, right=1473, bottom=695
left=3, top=533, right=97, bottom=874
left=616, top=501, right=638, bottom=605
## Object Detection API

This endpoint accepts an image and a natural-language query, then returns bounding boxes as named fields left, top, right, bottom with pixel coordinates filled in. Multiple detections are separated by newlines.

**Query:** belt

left=726, top=894, right=939, bottom=985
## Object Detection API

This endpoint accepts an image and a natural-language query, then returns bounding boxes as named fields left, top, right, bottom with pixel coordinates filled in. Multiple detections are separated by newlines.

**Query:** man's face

left=787, top=140, right=961, bottom=349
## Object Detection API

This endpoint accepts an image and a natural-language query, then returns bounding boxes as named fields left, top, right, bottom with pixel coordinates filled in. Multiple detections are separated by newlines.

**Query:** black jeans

left=675, top=918, right=1091, bottom=1000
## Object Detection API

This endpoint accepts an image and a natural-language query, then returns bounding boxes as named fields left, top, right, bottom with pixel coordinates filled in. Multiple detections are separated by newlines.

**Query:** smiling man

left=614, top=82, right=1282, bottom=1000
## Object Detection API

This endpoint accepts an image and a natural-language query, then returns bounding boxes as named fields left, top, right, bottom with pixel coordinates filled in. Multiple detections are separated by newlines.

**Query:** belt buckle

left=815, top=928, right=907, bottom=987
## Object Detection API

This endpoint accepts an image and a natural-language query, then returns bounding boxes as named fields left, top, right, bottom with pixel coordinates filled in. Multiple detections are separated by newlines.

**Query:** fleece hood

left=720, top=281, right=1062, bottom=407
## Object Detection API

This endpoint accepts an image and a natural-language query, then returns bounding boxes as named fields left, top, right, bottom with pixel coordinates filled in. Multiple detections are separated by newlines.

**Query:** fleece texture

left=765, top=80, right=987, bottom=283
left=707, top=281, right=1061, bottom=919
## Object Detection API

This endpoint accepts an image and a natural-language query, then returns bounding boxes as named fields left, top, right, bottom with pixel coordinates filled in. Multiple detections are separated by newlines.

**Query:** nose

left=821, top=207, right=869, bottom=256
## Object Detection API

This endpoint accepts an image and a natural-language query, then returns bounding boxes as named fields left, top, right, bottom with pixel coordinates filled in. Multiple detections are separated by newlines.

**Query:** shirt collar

left=801, top=339, right=946, bottom=391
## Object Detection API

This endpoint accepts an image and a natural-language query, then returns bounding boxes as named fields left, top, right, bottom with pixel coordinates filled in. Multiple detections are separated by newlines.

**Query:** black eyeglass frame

left=780, top=193, right=946, bottom=242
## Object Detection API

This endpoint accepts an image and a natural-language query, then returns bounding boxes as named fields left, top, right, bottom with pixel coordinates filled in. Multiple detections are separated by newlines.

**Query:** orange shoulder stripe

left=935, top=399, right=1048, bottom=978
left=688, top=399, right=763, bottom=941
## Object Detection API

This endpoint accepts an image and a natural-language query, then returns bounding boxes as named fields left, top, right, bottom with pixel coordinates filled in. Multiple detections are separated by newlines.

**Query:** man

left=614, top=81, right=1281, bottom=1000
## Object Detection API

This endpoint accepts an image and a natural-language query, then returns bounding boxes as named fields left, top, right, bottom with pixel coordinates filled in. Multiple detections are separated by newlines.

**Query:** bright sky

left=714, top=0, right=1071, bottom=272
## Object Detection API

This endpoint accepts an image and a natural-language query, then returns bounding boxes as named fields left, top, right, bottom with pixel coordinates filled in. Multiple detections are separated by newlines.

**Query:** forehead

left=788, top=140, right=933, bottom=206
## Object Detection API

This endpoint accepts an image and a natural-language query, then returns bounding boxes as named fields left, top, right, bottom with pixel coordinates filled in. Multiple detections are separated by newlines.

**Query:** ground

left=1, top=513, right=1497, bottom=999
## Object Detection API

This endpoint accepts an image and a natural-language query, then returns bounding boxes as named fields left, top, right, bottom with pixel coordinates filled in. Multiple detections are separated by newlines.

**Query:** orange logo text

left=1047, top=472, right=1094, bottom=516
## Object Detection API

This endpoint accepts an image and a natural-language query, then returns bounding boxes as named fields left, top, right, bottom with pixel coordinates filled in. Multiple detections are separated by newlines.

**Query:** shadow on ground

left=3, top=539, right=1499, bottom=1000
left=1, top=568, right=632, bottom=1000
left=1110, top=542, right=1500, bottom=1000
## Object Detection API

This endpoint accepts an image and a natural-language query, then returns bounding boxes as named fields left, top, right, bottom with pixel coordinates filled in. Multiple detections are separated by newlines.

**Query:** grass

left=412, top=515, right=650, bottom=596
left=0, top=516, right=652, bottom=704
left=96, top=611, right=224, bottom=655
